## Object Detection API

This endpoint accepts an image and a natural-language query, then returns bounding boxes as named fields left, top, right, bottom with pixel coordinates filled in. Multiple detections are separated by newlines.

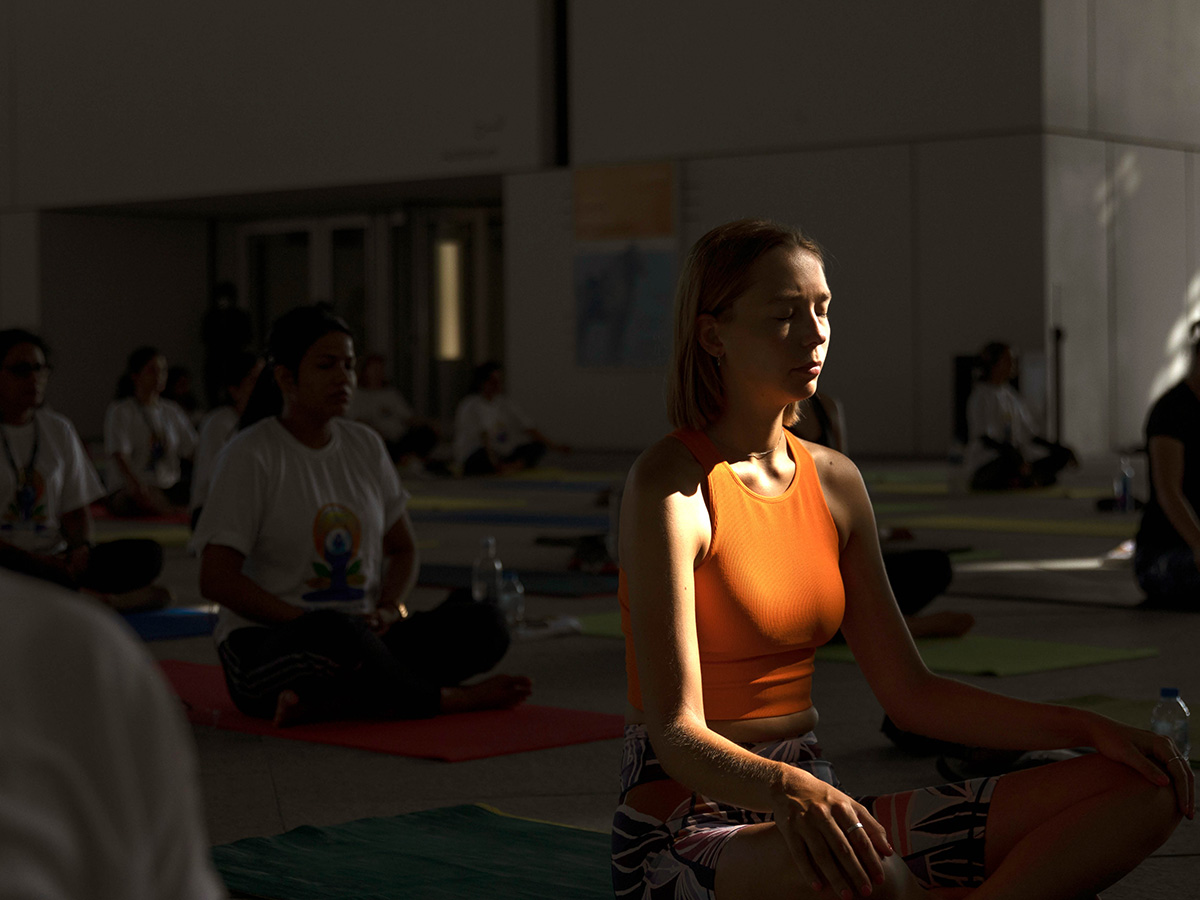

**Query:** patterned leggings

left=612, top=724, right=998, bottom=899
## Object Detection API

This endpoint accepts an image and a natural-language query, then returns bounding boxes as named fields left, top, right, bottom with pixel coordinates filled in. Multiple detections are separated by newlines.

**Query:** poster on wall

left=573, top=163, right=677, bottom=368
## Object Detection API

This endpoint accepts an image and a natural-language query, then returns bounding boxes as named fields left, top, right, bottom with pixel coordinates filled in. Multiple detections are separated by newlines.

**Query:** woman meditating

left=613, top=220, right=1189, bottom=900
left=194, top=306, right=530, bottom=725
left=104, top=346, right=198, bottom=516
left=0, top=329, right=163, bottom=602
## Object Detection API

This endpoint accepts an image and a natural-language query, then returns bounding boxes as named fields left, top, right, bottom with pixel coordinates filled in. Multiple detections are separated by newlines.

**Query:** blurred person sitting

left=188, top=350, right=264, bottom=529
left=0, top=569, right=225, bottom=900
left=165, top=365, right=202, bottom=428
left=348, top=353, right=438, bottom=468
left=453, top=361, right=567, bottom=476
left=965, top=341, right=1076, bottom=490
left=0, top=329, right=163, bottom=605
left=1135, top=322, right=1200, bottom=610
left=104, top=346, right=198, bottom=517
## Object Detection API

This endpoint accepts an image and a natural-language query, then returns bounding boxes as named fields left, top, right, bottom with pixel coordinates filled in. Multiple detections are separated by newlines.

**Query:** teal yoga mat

left=816, top=634, right=1157, bottom=676
left=213, top=804, right=611, bottom=900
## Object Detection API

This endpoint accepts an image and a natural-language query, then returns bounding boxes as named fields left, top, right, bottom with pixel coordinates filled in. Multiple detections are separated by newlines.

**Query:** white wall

left=504, top=171, right=671, bottom=451
left=1045, top=135, right=1110, bottom=453
left=504, top=137, right=1044, bottom=456
left=571, top=0, right=1042, bottom=165
left=0, top=1, right=13, bottom=209
left=1042, top=0, right=1090, bottom=131
left=0, top=214, right=41, bottom=329
left=1093, top=0, right=1200, bottom=145
left=5, top=0, right=549, bottom=209
left=1111, top=144, right=1190, bottom=447
left=39, top=214, right=208, bottom=439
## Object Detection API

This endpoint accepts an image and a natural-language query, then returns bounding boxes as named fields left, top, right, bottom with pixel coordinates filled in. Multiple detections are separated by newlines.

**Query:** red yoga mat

left=158, top=660, right=624, bottom=762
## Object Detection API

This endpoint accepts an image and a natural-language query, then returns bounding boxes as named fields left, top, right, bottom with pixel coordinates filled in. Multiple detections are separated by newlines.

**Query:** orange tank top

left=619, top=428, right=845, bottom=720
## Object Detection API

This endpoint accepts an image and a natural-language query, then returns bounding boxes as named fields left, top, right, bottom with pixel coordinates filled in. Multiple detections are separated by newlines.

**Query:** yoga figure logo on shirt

left=302, top=503, right=367, bottom=603
left=1, top=469, right=47, bottom=533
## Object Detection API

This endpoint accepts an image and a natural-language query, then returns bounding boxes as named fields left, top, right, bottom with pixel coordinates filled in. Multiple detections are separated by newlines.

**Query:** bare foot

left=272, top=689, right=308, bottom=727
left=441, top=674, right=533, bottom=713
left=101, top=584, right=173, bottom=613
left=906, top=610, right=975, bottom=639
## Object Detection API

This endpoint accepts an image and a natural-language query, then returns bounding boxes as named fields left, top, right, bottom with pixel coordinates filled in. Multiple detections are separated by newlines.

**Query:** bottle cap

left=481, top=536, right=496, bottom=554
left=1161, top=687, right=1180, bottom=698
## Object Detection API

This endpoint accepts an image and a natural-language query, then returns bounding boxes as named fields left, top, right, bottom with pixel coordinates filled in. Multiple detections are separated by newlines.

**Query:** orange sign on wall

left=573, top=162, right=675, bottom=240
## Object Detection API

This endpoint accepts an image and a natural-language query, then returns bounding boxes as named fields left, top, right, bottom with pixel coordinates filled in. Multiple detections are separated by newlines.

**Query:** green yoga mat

left=879, top=514, right=1137, bottom=539
left=406, top=495, right=528, bottom=511
left=1057, top=695, right=1198, bottom=764
left=576, top=610, right=624, bottom=639
left=212, top=804, right=611, bottom=900
left=817, top=634, right=1157, bottom=675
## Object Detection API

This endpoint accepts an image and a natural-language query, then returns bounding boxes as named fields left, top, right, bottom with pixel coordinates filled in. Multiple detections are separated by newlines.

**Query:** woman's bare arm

left=821, top=447, right=1187, bottom=810
left=199, top=545, right=303, bottom=625
left=375, top=511, right=418, bottom=622
left=1148, top=435, right=1200, bottom=552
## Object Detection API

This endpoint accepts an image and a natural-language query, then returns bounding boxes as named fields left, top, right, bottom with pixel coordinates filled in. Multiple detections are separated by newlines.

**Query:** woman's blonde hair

left=667, top=219, right=824, bottom=430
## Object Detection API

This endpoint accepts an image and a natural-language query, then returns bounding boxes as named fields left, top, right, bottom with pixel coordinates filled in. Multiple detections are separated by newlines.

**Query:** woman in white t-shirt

left=104, top=346, right=198, bottom=516
left=965, top=342, right=1075, bottom=490
left=188, top=349, right=264, bottom=528
left=350, top=353, right=438, bottom=465
left=0, top=329, right=163, bottom=599
left=194, top=306, right=530, bottom=726
left=453, top=361, right=566, bottom=475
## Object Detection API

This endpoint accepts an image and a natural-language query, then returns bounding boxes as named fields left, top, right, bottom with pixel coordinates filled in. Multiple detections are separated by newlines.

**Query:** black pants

left=217, top=590, right=510, bottom=720
left=970, top=442, right=1074, bottom=491
left=0, top=537, right=162, bottom=595
left=385, top=425, right=439, bottom=462
left=462, top=441, right=547, bottom=476
left=883, top=549, right=954, bottom=617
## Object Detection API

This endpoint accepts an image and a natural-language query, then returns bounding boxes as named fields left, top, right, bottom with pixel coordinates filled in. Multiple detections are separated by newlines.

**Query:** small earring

left=714, top=355, right=722, bottom=368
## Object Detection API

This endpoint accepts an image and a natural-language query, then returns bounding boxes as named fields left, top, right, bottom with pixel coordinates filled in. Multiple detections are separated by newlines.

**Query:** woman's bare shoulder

left=800, top=439, right=870, bottom=507
left=626, top=435, right=706, bottom=501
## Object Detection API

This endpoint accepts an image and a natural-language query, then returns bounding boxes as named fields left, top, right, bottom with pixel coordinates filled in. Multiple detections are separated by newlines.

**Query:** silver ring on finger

left=844, top=821, right=866, bottom=836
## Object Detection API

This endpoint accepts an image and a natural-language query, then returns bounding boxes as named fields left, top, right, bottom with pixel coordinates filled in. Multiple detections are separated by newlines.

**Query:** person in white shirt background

left=104, top=346, right=198, bottom=516
left=349, top=352, right=439, bottom=470
left=965, top=341, right=1076, bottom=491
left=0, top=329, right=164, bottom=605
left=188, top=349, right=264, bottom=529
left=194, top=305, right=530, bottom=727
left=453, top=360, right=568, bottom=476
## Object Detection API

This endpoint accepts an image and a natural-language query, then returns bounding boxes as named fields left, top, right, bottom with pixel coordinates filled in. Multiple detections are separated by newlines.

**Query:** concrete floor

left=131, top=452, right=1198, bottom=898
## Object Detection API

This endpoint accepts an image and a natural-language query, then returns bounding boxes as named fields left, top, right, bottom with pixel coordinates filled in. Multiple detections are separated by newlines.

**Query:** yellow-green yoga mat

left=877, top=514, right=1137, bottom=539
left=406, top=495, right=528, bottom=511
left=212, top=804, right=611, bottom=900
left=503, top=467, right=626, bottom=483
left=817, top=634, right=1157, bottom=676
left=577, top=614, right=1158, bottom=675
left=1056, top=695, right=1197, bottom=764
left=577, top=609, right=624, bottom=639
left=91, top=523, right=192, bottom=548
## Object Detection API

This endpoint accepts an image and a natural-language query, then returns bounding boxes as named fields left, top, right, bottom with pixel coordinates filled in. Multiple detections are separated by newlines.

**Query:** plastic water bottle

left=1150, top=688, right=1190, bottom=760
left=498, top=571, right=525, bottom=627
left=1113, top=456, right=1135, bottom=512
left=471, top=536, right=503, bottom=605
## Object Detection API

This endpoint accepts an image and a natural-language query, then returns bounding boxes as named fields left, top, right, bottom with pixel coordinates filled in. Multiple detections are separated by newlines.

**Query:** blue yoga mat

left=123, top=608, right=216, bottom=641
left=419, top=564, right=617, bottom=597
